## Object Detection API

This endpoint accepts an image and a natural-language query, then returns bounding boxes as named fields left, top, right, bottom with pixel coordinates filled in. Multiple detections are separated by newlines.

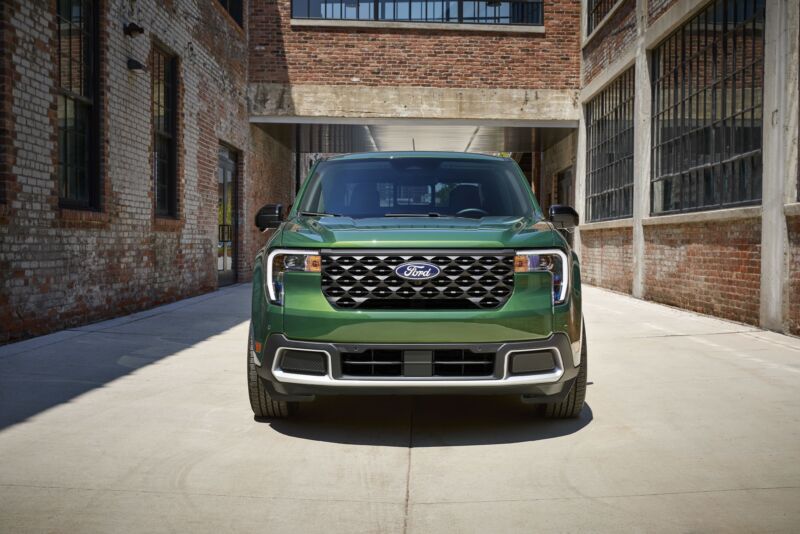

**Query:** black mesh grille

left=340, top=349, right=495, bottom=378
left=321, top=252, right=515, bottom=310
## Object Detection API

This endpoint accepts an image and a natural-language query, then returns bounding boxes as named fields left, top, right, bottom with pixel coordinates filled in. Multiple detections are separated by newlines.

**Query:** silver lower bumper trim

left=270, top=346, right=565, bottom=387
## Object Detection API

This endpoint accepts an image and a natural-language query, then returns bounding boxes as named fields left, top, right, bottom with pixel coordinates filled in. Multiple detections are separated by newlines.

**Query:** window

left=217, top=0, right=243, bottom=26
left=587, top=0, right=617, bottom=34
left=152, top=47, right=178, bottom=218
left=299, top=158, right=537, bottom=219
left=651, top=0, right=765, bottom=215
left=57, top=0, right=99, bottom=209
left=291, top=0, right=543, bottom=26
left=585, top=68, right=635, bottom=222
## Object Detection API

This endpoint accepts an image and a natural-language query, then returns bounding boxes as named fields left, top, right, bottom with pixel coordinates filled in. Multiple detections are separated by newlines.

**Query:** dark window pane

left=292, top=0, right=542, bottom=24
left=57, top=0, right=97, bottom=208
left=152, top=47, right=178, bottom=217
left=585, top=67, right=634, bottom=222
left=651, top=0, right=764, bottom=215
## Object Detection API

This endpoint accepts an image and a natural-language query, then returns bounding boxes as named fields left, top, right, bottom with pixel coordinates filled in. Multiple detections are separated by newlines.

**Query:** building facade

left=575, top=0, right=799, bottom=334
left=0, top=0, right=797, bottom=343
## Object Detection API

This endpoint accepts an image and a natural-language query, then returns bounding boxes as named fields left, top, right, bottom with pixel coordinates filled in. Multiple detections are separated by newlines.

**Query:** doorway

left=217, top=146, right=237, bottom=287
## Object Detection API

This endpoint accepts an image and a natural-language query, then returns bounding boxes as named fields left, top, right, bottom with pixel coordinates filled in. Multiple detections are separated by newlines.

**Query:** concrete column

left=631, top=0, right=650, bottom=298
left=760, top=0, right=794, bottom=330
left=574, top=105, right=587, bottom=258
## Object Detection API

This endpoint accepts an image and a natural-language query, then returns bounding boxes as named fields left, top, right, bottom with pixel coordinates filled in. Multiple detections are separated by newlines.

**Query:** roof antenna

left=412, top=138, right=416, bottom=151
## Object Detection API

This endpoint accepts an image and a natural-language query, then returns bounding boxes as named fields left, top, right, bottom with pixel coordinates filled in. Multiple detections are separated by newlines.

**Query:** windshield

left=296, top=156, right=540, bottom=219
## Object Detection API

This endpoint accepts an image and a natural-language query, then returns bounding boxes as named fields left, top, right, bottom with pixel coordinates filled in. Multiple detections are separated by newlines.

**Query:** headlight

left=514, top=249, right=569, bottom=304
left=265, top=249, right=321, bottom=305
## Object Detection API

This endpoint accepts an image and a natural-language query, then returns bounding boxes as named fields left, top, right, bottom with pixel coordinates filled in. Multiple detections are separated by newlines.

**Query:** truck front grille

left=340, top=349, right=495, bottom=377
left=321, top=252, right=515, bottom=310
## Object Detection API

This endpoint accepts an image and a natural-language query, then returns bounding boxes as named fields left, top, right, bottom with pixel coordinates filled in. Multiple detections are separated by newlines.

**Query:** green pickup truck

left=248, top=152, right=586, bottom=419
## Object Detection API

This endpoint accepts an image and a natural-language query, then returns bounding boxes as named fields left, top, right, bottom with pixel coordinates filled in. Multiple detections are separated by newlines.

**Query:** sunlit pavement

left=1, top=284, right=799, bottom=533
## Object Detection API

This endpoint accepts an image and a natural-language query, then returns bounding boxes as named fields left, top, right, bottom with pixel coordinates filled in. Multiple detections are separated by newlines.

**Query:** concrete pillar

left=631, top=0, right=650, bottom=299
left=760, top=0, right=795, bottom=330
left=573, top=106, right=587, bottom=258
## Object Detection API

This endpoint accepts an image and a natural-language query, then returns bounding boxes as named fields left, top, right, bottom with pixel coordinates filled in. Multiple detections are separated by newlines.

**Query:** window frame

left=650, top=0, right=766, bottom=216
left=586, top=0, right=619, bottom=35
left=585, top=67, right=635, bottom=223
left=290, top=0, right=544, bottom=26
left=151, top=45, right=179, bottom=219
left=56, top=0, right=101, bottom=211
left=216, top=0, right=243, bottom=27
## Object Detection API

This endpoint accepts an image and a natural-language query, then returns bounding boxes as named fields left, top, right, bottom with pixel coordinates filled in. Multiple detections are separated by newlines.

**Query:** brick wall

left=248, top=0, right=581, bottom=90
left=787, top=215, right=800, bottom=335
left=580, top=227, right=634, bottom=293
left=582, top=0, right=636, bottom=84
left=0, top=0, right=291, bottom=343
left=241, top=124, right=295, bottom=278
left=643, top=218, right=762, bottom=325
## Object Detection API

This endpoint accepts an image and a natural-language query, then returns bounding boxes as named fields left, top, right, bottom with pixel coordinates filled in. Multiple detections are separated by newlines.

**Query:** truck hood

left=277, top=215, right=560, bottom=249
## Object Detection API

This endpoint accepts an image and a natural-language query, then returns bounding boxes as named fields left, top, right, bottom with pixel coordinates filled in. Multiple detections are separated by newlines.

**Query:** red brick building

left=0, top=0, right=798, bottom=343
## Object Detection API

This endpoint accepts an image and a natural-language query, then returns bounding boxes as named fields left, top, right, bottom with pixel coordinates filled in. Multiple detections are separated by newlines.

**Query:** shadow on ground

left=0, top=286, right=250, bottom=431
left=266, top=395, right=592, bottom=446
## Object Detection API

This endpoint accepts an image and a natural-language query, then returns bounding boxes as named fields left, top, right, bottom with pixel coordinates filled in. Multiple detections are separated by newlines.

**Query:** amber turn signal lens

left=306, top=255, right=322, bottom=272
left=514, top=255, right=528, bottom=273
left=254, top=341, right=263, bottom=352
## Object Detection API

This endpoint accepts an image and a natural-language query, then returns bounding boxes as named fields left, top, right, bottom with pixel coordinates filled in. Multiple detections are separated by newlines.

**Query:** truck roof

left=325, top=151, right=509, bottom=161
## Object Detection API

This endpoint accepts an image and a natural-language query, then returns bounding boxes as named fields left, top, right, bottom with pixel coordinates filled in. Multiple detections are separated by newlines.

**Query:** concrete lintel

left=641, top=206, right=762, bottom=227
left=248, top=83, right=580, bottom=123
left=290, top=18, right=545, bottom=34
left=580, top=218, right=634, bottom=232
left=643, top=0, right=713, bottom=49
left=580, top=48, right=636, bottom=102
left=250, top=116, right=578, bottom=128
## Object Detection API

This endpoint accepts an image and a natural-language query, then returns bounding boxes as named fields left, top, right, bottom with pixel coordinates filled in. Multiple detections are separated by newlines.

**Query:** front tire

left=248, top=331, right=295, bottom=418
left=543, top=326, right=587, bottom=419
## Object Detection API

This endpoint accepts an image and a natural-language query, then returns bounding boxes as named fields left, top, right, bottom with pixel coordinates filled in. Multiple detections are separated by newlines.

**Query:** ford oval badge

left=394, top=262, right=441, bottom=281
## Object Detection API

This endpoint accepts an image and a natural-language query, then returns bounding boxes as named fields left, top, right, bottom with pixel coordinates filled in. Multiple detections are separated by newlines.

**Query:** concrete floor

left=0, top=285, right=799, bottom=533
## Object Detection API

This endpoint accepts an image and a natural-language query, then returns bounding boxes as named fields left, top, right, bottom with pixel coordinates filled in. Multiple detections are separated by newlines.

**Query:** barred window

left=587, top=0, right=617, bottom=34
left=217, top=0, right=243, bottom=26
left=651, top=0, right=765, bottom=215
left=57, top=0, right=99, bottom=209
left=292, top=0, right=543, bottom=26
left=152, top=47, right=178, bottom=218
left=585, top=68, right=635, bottom=222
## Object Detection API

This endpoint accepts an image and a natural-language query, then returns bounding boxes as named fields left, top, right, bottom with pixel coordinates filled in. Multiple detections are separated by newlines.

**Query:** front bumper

left=255, top=333, right=580, bottom=402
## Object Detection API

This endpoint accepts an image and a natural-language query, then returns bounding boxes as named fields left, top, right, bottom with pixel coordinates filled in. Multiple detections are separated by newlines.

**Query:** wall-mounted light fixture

left=127, top=58, right=146, bottom=71
left=123, top=22, right=145, bottom=36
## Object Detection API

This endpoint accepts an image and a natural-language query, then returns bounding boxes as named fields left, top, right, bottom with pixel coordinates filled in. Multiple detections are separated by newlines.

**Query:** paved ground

left=1, top=284, right=799, bottom=533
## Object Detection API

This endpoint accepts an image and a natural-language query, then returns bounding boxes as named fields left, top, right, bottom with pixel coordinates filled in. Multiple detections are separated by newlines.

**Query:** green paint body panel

left=249, top=152, right=582, bottom=362
left=282, top=272, right=554, bottom=343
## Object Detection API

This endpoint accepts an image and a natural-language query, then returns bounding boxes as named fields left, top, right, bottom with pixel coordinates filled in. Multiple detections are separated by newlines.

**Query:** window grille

left=585, top=68, right=635, bottom=222
left=651, top=0, right=765, bottom=215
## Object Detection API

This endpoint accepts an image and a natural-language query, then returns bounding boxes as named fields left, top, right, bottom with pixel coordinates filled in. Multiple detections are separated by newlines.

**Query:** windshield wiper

left=384, top=212, right=451, bottom=218
left=298, top=211, right=340, bottom=217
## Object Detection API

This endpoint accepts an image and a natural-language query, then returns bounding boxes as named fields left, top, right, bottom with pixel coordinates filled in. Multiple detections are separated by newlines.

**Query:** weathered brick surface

left=787, top=215, right=800, bottom=336
left=648, top=0, right=680, bottom=25
left=579, top=227, right=634, bottom=293
left=248, top=0, right=581, bottom=89
left=582, top=0, right=636, bottom=85
left=0, top=0, right=292, bottom=343
left=643, top=219, right=762, bottom=326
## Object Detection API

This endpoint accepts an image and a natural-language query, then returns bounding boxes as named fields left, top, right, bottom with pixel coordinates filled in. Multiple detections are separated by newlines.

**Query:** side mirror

left=549, top=205, right=579, bottom=230
left=255, top=203, right=283, bottom=231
